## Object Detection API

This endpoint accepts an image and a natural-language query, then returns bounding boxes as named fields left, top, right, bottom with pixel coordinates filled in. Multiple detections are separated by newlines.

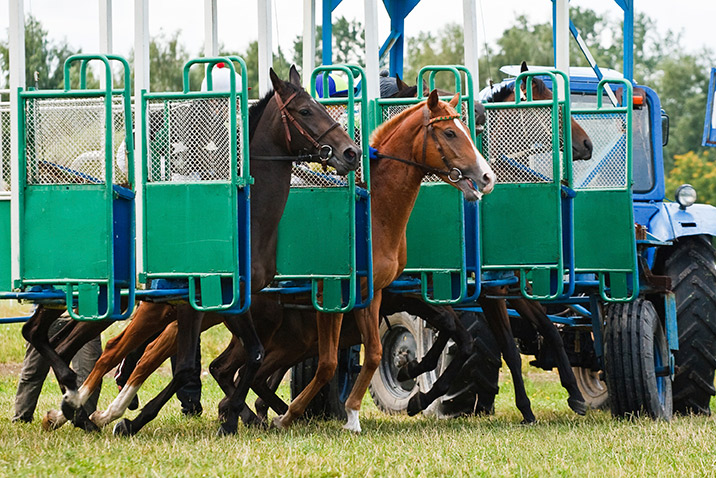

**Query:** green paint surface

left=481, top=183, right=561, bottom=268
left=144, top=182, right=237, bottom=275
left=0, top=200, right=10, bottom=291
left=23, top=186, right=110, bottom=281
left=276, top=188, right=352, bottom=277
left=405, top=183, right=464, bottom=271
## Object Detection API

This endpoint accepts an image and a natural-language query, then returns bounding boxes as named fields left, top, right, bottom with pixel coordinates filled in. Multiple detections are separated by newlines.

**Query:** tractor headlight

left=675, top=184, right=697, bottom=209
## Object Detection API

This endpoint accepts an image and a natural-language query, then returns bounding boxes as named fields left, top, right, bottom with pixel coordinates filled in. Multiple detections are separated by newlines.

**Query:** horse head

left=495, top=62, right=593, bottom=160
left=268, top=66, right=360, bottom=175
left=422, top=90, right=495, bottom=200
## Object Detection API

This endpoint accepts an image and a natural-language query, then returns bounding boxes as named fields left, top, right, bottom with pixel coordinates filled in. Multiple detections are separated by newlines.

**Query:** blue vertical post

left=383, top=0, right=421, bottom=78
left=615, top=0, right=634, bottom=82
left=322, top=0, right=339, bottom=65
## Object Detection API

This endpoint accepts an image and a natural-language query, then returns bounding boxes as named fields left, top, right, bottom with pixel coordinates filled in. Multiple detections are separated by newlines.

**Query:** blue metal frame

left=703, top=68, right=716, bottom=147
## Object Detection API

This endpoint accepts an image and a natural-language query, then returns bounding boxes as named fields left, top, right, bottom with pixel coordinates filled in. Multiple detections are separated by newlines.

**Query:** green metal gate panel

left=0, top=198, right=9, bottom=292
left=275, top=65, right=372, bottom=313
left=479, top=71, right=572, bottom=299
left=23, top=186, right=109, bottom=280
left=144, top=183, right=238, bottom=275
left=16, top=54, right=135, bottom=320
left=278, top=188, right=353, bottom=276
left=141, top=57, right=251, bottom=313
left=376, top=65, right=478, bottom=304
left=572, top=79, right=636, bottom=301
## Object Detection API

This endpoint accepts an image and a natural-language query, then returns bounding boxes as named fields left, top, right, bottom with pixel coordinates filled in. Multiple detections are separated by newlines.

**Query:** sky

left=1, top=0, right=715, bottom=83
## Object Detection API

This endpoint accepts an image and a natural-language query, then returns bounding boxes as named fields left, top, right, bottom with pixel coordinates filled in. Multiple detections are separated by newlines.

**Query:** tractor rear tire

left=431, top=311, right=501, bottom=417
left=664, top=236, right=716, bottom=415
left=571, top=366, right=609, bottom=410
left=603, top=299, right=672, bottom=420
left=369, top=312, right=439, bottom=414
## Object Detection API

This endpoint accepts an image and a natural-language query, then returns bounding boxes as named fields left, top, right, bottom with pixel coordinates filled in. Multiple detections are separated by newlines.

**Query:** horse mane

left=370, top=102, right=426, bottom=147
left=488, top=76, right=550, bottom=103
left=248, top=81, right=303, bottom=141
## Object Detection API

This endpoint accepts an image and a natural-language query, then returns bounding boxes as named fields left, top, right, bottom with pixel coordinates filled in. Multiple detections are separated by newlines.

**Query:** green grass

left=0, top=321, right=715, bottom=477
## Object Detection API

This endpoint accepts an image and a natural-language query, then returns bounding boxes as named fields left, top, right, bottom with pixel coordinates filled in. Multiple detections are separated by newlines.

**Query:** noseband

left=254, top=90, right=341, bottom=167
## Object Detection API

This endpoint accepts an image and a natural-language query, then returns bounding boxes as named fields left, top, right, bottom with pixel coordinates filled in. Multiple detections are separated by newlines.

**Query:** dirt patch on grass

left=0, top=363, right=23, bottom=376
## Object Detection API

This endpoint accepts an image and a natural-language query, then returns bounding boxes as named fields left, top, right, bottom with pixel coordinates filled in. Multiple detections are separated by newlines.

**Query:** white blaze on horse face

left=452, top=118, right=495, bottom=194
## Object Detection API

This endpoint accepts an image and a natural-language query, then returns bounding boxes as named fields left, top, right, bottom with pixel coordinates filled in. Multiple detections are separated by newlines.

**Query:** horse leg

left=343, top=290, right=383, bottom=433
left=510, top=298, right=587, bottom=415
left=481, top=296, right=536, bottom=424
left=273, top=311, right=343, bottom=429
left=404, top=307, right=474, bottom=416
left=217, top=311, right=265, bottom=435
left=113, top=304, right=204, bottom=436
left=254, top=367, right=290, bottom=421
left=91, top=321, right=180, bottom=428
left=47, top=302, right=174, bottom=430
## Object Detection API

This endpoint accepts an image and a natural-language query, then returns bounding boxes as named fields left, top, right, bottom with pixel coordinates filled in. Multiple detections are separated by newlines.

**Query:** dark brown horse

left=40, top=66, right=360, bottom=435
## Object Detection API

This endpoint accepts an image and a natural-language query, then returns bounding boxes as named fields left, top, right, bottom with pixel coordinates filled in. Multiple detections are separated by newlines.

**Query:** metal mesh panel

left=290, top=102, right=364, bottom=188
left=482, top=106, right=555, bottom=184
left=0, top=96, right=10, bottom=191
left=24, top=96, right=129, bottom=185
left=572, top=112, right=628, bottom=189
left=145, top=96, right=242, bottom=183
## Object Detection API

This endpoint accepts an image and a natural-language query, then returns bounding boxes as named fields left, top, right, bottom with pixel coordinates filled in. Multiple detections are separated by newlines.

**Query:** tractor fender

left=640, top=201, right=716, bottom=242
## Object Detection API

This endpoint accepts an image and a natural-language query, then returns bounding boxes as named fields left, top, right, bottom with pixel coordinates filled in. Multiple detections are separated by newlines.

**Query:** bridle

left=371, top=107, right=474, bottom=184
left=252, top=90, right=341, bottom=167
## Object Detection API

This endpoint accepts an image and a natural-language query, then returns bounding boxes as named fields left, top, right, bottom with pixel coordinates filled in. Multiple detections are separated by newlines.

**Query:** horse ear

left=520, top=61, right=528, bottom=73
left=269, top=68, right=284, bottom=93
left=288, top=65, right=301, bottom=87
left=395, top=75, right=408, bottom=91
left=427, top=89, right=439, bottom=112
left=449, top=93, right=460, bottom=108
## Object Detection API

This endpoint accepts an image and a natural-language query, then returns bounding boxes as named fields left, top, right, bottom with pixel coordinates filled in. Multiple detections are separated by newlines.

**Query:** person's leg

left=12, top=318, right=65, bottom=423
left=71, top=334, right=103, bottom=414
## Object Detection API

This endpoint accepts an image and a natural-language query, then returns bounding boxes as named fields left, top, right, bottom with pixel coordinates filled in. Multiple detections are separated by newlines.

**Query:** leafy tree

left=0, top=15, right=92, bottom=90
left=665, top=150, right=716, bottom=205
left=127, top=31, right=197, bottom=93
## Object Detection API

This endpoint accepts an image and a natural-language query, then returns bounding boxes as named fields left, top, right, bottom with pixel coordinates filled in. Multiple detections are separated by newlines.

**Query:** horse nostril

left=344, top=147, right=358, bottom=163
left=584, top=138, right=593, bottom=153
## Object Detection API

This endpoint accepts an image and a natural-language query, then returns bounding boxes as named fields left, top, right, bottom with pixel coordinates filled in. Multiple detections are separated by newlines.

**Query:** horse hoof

left=520, top=417, right=537, bottom=425
left=216, top=423, right=237, bottom=437
left=113, top=419, right=132, bottom=437
left=407, top=393, right=423, bottom=417
left=41, top=410, right=65, bottom=431
left=272, top=415, right=287, bottom=430
left=396, top=366, right=411, bottom=382
left=568, top=398, right=588, bottom=416
left=343, top=408, right=361, bottom=433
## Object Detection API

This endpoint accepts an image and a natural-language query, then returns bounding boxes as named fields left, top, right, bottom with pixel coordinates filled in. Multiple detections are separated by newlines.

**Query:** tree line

left=1, top=11, right=714, bottom=202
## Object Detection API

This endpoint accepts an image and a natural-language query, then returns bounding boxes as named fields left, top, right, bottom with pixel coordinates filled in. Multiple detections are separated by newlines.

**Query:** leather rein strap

left=252, top=90, right=341, bottom=166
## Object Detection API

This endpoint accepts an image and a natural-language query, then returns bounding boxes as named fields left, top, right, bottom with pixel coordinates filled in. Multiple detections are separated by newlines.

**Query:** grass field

left=0, top=320, right=715, bottom=477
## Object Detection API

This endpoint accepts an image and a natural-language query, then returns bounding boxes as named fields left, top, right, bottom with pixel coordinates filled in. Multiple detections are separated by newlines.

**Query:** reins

left=370, top=107, right=471, bottom=184
left=251, top=90, right=341, bottom=168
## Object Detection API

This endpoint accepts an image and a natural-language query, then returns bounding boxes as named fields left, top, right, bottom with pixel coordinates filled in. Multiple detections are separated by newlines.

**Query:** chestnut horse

left=40, top=66, right=360, bottom=435
left=273, top=90, right=495, bottom=432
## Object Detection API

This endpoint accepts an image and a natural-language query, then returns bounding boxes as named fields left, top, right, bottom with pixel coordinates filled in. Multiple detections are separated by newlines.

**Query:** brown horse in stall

left=41, top=66, right=361, bottom=435
left=273, top=90, right=495, bottom=432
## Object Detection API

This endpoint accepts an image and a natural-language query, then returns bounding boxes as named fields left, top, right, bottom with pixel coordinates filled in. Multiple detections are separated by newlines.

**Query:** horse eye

left=299, top=109, right=311, bottom=116
left=444, top=129, right=456, bottom=138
